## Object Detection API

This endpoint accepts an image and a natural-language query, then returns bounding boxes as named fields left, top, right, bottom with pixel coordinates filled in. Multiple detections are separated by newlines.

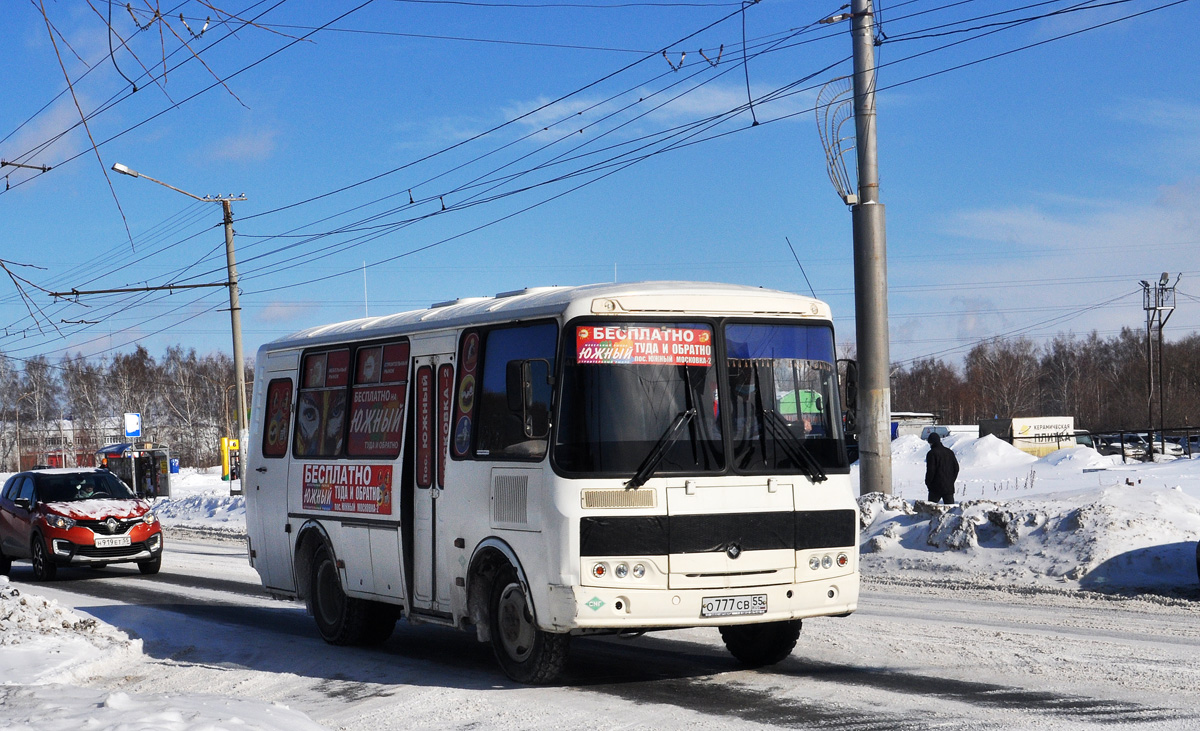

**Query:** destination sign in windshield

left=576, top=325, right=713, bottom=366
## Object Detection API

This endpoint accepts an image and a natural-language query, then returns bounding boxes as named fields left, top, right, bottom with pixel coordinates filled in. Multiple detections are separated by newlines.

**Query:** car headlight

left=47, top=514, right=75, bottom=530
left=143, top=512, right=158, bottom=525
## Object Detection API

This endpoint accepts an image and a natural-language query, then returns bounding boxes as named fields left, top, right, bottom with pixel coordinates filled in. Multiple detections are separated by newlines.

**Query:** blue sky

left=2, top=0, right=1197, bottom=370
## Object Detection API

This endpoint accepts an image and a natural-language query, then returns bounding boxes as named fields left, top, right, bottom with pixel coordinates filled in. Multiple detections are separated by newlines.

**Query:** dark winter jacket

left=924, top=435, right=960, bottom=493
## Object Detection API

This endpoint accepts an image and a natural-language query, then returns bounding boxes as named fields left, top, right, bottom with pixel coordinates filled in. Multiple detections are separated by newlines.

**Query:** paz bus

left=245, top=282, right=859, bottom=683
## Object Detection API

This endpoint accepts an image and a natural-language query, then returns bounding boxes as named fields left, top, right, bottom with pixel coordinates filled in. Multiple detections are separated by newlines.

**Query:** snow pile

left=0, top=575, right=139, bottom=684
left=859, top=485, right=1200, bottom=593
left=153, top=467, right=246, bottom=536
left=0, top=686, right=328, bottom=731
left=0, top=575, right=325, bottom=730
left=154, top=492, right=246, bottom=535
left=952, top=433, right=1038, bottom=469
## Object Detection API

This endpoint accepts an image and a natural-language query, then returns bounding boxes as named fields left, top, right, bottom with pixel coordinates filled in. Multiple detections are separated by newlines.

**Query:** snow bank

left=0, top=575, right=139, bottom=684
left=153, top=467, right=246, bottom=536
left=0, top=576, right=324, bottom=730
left=859, top=485, right=1200, bottom=593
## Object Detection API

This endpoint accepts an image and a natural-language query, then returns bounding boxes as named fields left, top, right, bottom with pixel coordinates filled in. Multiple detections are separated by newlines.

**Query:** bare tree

left=963, top=338, right=1041, bottom=419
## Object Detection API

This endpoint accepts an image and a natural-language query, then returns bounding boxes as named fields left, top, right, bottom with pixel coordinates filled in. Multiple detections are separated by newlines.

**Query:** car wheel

left=137, top=554, right=161, bottom=575
left=719, top=619, right=802, bottom=667
left=488, top=567, right=569, bottom=684
left=31, top=537, right=57, bottom=581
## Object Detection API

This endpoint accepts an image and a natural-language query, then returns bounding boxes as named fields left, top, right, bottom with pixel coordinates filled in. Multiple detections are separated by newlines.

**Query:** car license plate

left=94, top=535, right=131, bottom=549
left=700, top=594, right=767, bottom=618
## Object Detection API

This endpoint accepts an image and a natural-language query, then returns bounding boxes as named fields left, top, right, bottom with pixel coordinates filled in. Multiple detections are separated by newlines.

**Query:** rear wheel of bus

left=719, top=619, right=802, bottom=667
left=489, top=567, right=569, bottom=684
left=310, top=544, right=396, bottom=646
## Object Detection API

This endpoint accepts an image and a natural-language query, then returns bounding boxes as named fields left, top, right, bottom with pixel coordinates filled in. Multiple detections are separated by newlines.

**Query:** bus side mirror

left=505, top=361, right=524, bottom=413
left=506, top=359, right=552, bottom=439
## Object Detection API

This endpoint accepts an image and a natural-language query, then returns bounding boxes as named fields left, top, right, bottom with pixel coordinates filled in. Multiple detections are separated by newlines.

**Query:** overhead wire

left=9, top=0, right=1190, bottom=360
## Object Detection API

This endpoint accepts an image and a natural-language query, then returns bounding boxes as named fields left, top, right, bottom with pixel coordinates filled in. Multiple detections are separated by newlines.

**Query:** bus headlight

left=808, top=555, right=821, bottom=571
left=631, top=564, right=645, bottom=579
left=591, top=563, right=608, bottom=579
left=821, top=555, right=833, bottom=569
left=614, top=563, right=629, bottom=579
left=836, top=553, right=849, bottom=568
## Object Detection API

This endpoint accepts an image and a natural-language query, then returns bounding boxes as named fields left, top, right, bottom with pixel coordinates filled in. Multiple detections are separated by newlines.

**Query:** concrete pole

left=222, top=200, right=249, bottom=450
left=850, top=0, right=892, bottom=495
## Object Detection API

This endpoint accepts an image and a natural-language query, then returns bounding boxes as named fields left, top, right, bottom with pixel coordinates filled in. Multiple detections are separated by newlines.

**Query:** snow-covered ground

left=2, top=442, right=1199, bottom=729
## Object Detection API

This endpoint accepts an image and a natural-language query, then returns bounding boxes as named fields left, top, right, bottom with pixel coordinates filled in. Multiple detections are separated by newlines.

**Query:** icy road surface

left=8, top=532, right=1200, bottom=730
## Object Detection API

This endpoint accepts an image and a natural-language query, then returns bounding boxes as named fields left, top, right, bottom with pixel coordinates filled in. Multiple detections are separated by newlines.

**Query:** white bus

left=245, top=282, right=859, bottom=683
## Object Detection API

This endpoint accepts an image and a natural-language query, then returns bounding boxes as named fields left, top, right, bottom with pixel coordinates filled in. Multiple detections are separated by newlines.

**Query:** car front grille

left=74, top=541, right=152, bottom=559
left=76, top=518, right=138, bottom=535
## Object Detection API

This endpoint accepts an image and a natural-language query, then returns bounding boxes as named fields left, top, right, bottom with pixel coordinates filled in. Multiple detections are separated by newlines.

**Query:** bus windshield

left=725, top=322, right=844, bottom=473
left=554, top=320, right=845, bottom=477
left=555, top=322, right=723, bottom=475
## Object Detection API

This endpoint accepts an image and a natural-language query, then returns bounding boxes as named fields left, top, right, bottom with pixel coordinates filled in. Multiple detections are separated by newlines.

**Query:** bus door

left=410, top=354, right=454, bottom=611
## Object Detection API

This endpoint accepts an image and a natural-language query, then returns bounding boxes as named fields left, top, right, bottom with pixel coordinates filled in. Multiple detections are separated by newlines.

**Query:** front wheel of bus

left=309, top=545, right=369, bottom=645
left=719, top=619, right=802, bottom=667
left=489, top=569, right=569, bottom=684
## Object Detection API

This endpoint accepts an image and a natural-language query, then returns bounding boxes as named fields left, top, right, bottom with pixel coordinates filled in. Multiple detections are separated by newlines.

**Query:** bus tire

left=489, top=567, right=569, bottom=684
left=0, top=548, right=10, bottom=576
left=309, top=545, right=369, bottom=645
left=31, top=537, right=57, bottom=581
left=359, top=601, right=400, bottom=646
left=719, top=619, right=802, bottom=667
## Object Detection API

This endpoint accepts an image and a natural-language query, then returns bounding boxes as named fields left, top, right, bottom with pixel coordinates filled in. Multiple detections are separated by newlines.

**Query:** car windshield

left=37, top=472, right=136, bottom=502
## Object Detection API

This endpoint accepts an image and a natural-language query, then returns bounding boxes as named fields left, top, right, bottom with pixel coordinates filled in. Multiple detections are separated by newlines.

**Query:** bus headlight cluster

left=591, top=562, right=647, bottom=581
left=808, top=553, right=850, bottom=571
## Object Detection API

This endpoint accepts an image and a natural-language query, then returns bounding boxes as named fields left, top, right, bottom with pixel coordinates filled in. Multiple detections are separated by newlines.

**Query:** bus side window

left=262, top=379, right=294, bottom=458
left=475, top=322, right=557, bottom=460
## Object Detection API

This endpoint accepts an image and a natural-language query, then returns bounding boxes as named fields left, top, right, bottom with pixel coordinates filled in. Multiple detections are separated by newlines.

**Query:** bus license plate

left=700, top=594, right=767, bottom=618
left=94, top=535, right=131, bottom=549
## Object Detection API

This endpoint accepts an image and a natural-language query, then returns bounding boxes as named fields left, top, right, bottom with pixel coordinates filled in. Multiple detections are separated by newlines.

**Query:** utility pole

left=1142, top=273, right=1178, bottom=458
left=104, top=163, right=249, bottom=489
left=849, top=0, right=892, bottom=495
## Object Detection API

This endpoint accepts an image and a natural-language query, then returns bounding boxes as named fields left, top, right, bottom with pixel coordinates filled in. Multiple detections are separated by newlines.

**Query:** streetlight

left=111, top=163, right=250, bottom=449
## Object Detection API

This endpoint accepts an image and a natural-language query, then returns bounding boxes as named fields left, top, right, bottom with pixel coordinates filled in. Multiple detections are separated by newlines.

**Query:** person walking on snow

left=925, top=432, right=959, bottom=504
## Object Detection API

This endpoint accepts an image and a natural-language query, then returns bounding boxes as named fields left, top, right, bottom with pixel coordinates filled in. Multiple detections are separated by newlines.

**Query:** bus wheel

left=489, top=568, right=569, bottom=684
left=0, top=548, right=10, bottom=576
left=309, top=545, right=369, bottom=645
left=719, top=619, right=802, bottom=667
left=359, top=601, right=400, bottom=646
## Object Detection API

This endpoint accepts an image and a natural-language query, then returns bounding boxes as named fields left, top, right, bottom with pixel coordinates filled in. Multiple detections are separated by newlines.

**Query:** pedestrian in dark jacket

left=924, top=432, right=959, bottom=504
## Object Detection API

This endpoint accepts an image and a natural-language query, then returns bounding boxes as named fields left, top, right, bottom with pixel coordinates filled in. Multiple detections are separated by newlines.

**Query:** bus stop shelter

left=96, top=442, right=171, bottom=499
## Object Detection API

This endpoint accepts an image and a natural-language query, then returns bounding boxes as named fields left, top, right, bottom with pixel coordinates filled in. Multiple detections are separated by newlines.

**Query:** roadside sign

left=124, top=413, right=142, bottom=438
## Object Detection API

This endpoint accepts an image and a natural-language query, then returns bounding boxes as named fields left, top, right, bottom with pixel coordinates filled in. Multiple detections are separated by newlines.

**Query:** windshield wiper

left=626, top=408, right=697, bottom=489
left=762, top=409, right=827, bottom=483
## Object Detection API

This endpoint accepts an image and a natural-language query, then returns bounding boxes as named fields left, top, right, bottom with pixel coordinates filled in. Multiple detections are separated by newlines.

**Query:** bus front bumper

left=540, top=576, right=858, bottom=632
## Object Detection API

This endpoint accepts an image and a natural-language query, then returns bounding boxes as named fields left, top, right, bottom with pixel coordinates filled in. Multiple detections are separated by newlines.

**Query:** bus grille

left=581, top=489, right=657, bottom=509
left=492, top=474, right=528, bottom=526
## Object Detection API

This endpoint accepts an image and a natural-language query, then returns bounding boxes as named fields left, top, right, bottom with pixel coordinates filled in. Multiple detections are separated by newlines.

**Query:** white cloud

left=256, top=301, right=318, bottom=324
left=207, top=128, right=277, bottom=162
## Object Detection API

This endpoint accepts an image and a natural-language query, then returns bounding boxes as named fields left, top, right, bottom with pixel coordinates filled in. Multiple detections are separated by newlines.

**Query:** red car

left=0, top=468, right=163, bottom=580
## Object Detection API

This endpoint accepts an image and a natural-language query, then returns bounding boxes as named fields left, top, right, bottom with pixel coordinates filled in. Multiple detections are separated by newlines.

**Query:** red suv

left=0, top=468, right=163, bottom=580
